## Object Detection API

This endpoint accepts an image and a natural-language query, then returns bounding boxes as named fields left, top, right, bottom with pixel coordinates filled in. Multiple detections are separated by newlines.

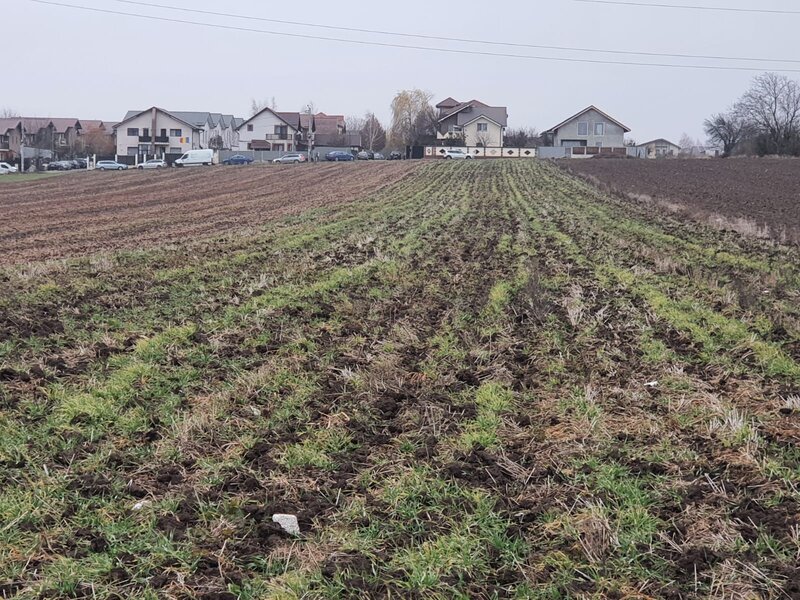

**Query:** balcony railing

left=265, top=133, right=290, bottom=140
left=139, top=135, right=152, bottom=142
left=154, top=136, right=169, bottom=143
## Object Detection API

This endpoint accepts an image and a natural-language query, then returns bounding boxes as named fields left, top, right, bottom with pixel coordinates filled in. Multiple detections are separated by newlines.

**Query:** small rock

left=272, top=514, right=300, bottom=536
left=644, top=381, right=658, bottom=388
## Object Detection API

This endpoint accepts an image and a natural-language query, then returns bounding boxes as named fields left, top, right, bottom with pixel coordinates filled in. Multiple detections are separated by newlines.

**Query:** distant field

left=1, top=161, right=799, bottom=598
left=0, top=163, right=418, bottom=264
left=564, top=158, right=800, bottom=244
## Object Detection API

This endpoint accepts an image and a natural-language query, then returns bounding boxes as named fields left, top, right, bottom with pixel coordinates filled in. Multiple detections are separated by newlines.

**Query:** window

left=477, top=123, right=489, bottom=132
left=577, top=122, right=589, bottom=136
left=594, top=123, right=605, bottom=136
left=126, top=147, right=138, bottom=156
left=127, top=128, right=139, bottom=137
left=170, top=129, right=182, bottom=137
left=142, top=128, right=149, bottom=137
left=138, top=144, right=150, bottom=154
left=247, top=124, right=254, bottom=132
left=449, top=124, right=462, bottom=133
left=169, top=147, right=182, bottom=154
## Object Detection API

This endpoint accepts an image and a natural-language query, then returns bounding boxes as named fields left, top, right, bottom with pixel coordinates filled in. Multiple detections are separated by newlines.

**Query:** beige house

left=637, top=138, right=681, bottom=158
left=435, top=98, right=508, bottom=147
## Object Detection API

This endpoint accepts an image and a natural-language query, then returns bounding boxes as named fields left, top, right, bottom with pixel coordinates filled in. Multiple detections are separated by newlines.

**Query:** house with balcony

left=237, top=108, right=314, bottom=152
left=436, top=98, right=508, bottom=147
left=115, top=108, right=244, bottom=161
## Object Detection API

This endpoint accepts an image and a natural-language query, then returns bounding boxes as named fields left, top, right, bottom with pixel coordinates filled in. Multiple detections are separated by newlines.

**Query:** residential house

left=0, top=117, right=82, bottom=162
left=543, top=106, right=630, bottom=149
left=311, top=113, right=360, bottom=148
left=236, top=107, right=313, bottom=152
left=636, top=138, right=680, bottom=158
left=435, top=98, right=508, bottom=147
left=114, top=108, right=204, bottom=160
left=116, top=108, right=244, bottom=159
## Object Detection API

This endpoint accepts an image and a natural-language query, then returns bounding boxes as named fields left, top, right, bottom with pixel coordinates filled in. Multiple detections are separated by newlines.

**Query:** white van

left=174, top=149, right=215, bottom=167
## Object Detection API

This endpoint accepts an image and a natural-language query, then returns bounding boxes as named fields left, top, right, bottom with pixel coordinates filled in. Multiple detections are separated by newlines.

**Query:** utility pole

left=306, top=104, right=314, bottom=163
left=19, top=122, right=24, bottom=174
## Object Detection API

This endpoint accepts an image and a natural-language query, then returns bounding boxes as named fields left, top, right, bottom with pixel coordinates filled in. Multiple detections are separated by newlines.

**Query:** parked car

left=356, top=150, right=374, bottom=160
left=75, top=158, right=87, bottom=169
left=138, top=159, right=167, bottom=170
left=96, top=160, right=128, bottom=171
left=388, top=151, right=403, bottom=160
left=443, top=149, right=472, bottom=160
left=222, top=154, right=254, bottom=165
left=0, top=162, right=18, bottom=175
left=175, top=149, right=215, bottom=167
left=373, top=153, right=386, bottom=160
left=273, top=153, right=307, bottom=164
left=325, top=151, right=355, bottom=162
left=47, top=161, right=71, bottom=171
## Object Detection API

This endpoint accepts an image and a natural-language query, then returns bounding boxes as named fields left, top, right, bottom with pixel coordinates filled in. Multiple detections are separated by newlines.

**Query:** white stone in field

left=132, top=500, right=151, bottom=511
left=644, top=381, right=659, bottom=387
left=272, top=514, right=300, bottom=536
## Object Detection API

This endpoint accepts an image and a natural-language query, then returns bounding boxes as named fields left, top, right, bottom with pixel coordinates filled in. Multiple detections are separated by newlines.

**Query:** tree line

left=705, top=72, right=800, bottom=157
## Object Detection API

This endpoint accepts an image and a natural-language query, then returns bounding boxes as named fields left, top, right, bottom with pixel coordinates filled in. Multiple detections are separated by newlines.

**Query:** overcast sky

left=6, top=0, right=799, bottom=143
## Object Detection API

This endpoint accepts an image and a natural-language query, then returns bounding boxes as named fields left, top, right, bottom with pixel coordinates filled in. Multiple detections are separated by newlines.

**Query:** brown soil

left=0, top=162, right=419, bottom=265
left=563, top=158, right=800, bottom=243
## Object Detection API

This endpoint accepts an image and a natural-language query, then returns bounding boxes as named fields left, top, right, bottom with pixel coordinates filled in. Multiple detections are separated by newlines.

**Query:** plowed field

left=1, top=161, right=799, bottom=599
left=564, top=158, right=800, bottom=244
left=0, top=163, right=419, bottom=264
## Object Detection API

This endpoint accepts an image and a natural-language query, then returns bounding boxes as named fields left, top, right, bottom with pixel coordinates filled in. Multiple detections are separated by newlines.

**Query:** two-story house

left=0, top=118, right=83, bottom=162
left=543, top=106, right=630, bottom=149
left=436, top=98, right=508, bottom=147
left=114, top=108, right=204, bottom=160
left=115, top=108, right=244, bottom=160
left=236, top=108, right=314, bottom=152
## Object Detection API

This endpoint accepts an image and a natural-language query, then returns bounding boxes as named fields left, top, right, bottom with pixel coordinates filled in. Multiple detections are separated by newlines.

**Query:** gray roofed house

left=120, top=109, right=244, bottom=150
left=543, top=105, right=630, bottom=150
left=436, top=98, right=508, bottom=147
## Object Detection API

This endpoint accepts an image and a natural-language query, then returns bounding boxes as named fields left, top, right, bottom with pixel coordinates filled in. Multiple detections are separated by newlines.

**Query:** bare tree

left=735, top=72, right=800, bottom=155
left=704, top=112, right=750, bottom=157
left=504, top=127, right=541, bottom=148
left=208, top=134, right=224, bottom=151
left=345, top=115, right=366, bottom=135
left=77, top=128, right=115, bottom=157
left=0, top=107, right=20, bottom=118
left=389, top=89, right=436, bottom=147
left=250, top=97, right=278, bottom=116
left=361, top=113, right=386, bottom=151
left=679, top=133, right=701, bottom=156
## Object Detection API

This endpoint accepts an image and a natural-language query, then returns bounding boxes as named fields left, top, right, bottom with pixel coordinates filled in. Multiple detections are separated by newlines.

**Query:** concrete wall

left=424, top=146, right=537, bottom=159
left=553, top=108, right=626, bottom=148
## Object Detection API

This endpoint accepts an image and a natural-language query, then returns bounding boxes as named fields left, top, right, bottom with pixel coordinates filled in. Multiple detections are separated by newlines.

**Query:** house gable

left=545, top=105, right=630, bottom=135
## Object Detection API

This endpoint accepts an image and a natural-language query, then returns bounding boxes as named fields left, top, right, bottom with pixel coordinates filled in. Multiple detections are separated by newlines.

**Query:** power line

left=108, top=0, right=800, bottom=65
left=572, top=0, right=800, bottom=15
left=25, top=0, right=800, bottom=73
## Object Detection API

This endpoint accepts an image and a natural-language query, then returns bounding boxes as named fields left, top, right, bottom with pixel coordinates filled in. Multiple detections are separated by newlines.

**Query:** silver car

left=96, top=160, right=128, bottom=171
left=273, top=153, right=307, bottom=164
left=138, top=159, right=167, bottom=170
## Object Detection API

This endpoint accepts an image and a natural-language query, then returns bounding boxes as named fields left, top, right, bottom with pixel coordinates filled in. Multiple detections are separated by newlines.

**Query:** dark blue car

left=223, top=154, right=254, bottom=165
left=325, top=151, right=355, bottom=162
